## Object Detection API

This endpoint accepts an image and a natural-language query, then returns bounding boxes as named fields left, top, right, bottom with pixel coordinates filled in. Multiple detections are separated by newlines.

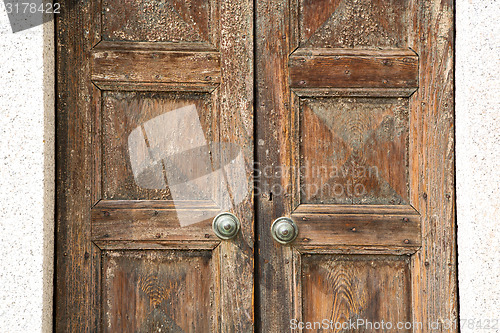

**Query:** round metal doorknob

left=271, top=217, right=298, bottom=244
left=212, top=212, right=240, bottom=240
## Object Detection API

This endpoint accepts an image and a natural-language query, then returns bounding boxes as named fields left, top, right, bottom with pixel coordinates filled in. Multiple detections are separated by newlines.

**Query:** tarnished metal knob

left=212, top=212, right=240, bottom=240
left=271, top=217, right=298, bottom=244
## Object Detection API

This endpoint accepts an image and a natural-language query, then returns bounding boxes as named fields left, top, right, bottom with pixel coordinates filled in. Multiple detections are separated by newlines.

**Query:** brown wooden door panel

left=57, top=0, right=455, bottom=331
left=56, top=0, right=253, bottom=331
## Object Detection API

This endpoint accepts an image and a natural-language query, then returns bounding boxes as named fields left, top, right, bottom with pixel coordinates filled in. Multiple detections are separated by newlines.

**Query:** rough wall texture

left=0, top=9, right=54, bottom=333
left=0, top=1, right=498, bottom=332
left=456, top=0, right=500, bottom=330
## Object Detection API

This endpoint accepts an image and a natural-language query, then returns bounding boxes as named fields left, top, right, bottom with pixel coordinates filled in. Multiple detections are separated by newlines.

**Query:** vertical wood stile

left=409, top=1, right=457, bottom=332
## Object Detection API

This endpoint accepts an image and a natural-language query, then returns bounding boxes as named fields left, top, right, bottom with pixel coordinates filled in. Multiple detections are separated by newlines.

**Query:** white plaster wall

left=456, top=0, right=500, bottom=330
left=0, top=7, right=54, bottom=333
left=0, top=1, right=498, bottom=332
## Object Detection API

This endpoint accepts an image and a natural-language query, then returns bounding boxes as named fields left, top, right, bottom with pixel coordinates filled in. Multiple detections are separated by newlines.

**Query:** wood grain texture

left=292, top=212, right=421, bottom=251
left=56, top=0, right=455, bottom=330
left=55, top=0, right=95, bottom=331
left=289, top=50, right=418, bottom=89
left=91, top=84, right=102, bottom=205
left=259, top=1, right=454, bottom=332
left=100, top=91, right=214, bottom=200
left=216, top=0, right=254, bottom=330
left=293, top=204, right=420, bottom=253
left=407, top=1, right=457, bottom=331
left=101, top=250, right=213, bottom=332
left=92, top=41, right=218, bottom=51
left=256, top=0, right=297, bottom=331
left=294, top=204, right=418, bottom=215
left=94, top=240, right=219, bottom=251
left=293, top=87, right=417, bottom=98
left=302, top=255, right=411, bottom=332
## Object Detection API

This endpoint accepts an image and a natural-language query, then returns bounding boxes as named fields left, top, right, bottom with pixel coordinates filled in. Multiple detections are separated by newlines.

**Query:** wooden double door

left=55, top=0, right=456, bottom=331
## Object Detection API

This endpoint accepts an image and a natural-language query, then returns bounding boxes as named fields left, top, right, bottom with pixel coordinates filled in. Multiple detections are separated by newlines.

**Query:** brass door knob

left=212, top=212, right=240, bottom=240
left=271, top=217, right=298, bottom=244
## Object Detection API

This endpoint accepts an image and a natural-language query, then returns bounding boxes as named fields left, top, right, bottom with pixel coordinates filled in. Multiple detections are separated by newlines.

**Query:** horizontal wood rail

left=291, top=204, right=421, bottom=254
left=289, top=48, right=418, bottom=90
left=91, top=41, right=221, bottom=90
left=91, top=200, right=221, bottom=242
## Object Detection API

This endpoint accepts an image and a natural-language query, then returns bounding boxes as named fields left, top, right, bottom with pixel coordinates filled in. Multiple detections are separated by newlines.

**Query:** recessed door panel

left=102, top=250, right=213, bottom=332
left=102, top=91, right=215, bottom=200
left=302, top=255, right=411, bottom=332
left=300, top=96, right=410, bottom=204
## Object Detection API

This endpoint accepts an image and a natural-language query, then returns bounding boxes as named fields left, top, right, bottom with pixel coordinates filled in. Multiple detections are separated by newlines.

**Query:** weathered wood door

left=55, top=0, right=254, bottom=331
left=255, top=0, right=456, bottom=331
left=56, top=0, right=455, bottom=332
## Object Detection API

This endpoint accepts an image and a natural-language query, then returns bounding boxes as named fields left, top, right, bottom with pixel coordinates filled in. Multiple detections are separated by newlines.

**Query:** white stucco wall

left=456, top=0, right=500, bottom=330
left=0, top=8, right=54, bottom=333
left=0, top=1, right=498, bottom=332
